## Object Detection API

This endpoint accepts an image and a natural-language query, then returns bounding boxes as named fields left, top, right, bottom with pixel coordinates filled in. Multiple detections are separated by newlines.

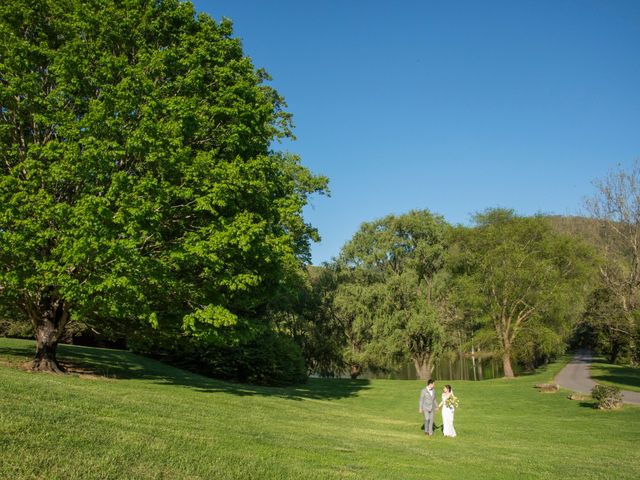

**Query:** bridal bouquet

left=444, top=395, right=459, bottom=409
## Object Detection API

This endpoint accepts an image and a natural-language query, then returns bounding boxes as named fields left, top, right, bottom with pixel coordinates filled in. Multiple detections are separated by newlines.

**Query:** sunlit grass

left=591, top=361, right=640, bottom=392
left=1, top=337, right=639, bottom=479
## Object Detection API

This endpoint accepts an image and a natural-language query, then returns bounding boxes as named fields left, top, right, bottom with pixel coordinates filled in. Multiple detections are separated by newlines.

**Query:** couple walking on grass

left=419, top=379, right=457, bottom=438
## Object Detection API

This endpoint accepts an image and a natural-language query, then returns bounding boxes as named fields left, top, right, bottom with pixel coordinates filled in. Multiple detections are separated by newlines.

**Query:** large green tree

left=0, top=0, right=326, bottom=371
left=450, top=210, right=596, bottom=377
left=335, top=210, right=451, bottom=379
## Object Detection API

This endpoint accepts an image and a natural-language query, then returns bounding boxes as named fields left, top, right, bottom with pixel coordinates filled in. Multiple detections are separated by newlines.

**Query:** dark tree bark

left=30, top=296, right=68, bottom=373
left=349, top=364, right=361, bottom=379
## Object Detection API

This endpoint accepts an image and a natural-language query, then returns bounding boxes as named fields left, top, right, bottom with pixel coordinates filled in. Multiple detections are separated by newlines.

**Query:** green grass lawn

left=1, top=337, right=639, bottom=480
left=591, top=361, right=640, bottom=392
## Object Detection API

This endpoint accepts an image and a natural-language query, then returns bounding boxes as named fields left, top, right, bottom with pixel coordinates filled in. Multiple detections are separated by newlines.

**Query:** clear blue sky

left=193, top=0, right=640, bottom=264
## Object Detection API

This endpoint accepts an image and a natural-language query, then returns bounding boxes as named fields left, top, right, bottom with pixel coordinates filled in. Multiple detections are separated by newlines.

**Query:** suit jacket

left=419, top=387, right=438, bottom=413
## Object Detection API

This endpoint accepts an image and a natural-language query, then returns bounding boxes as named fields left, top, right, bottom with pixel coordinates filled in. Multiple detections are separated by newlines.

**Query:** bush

left=591, top=385, right=623, bottom=410
left=133, top=329, right=308, bottom=386
left=0, top=317, right=33, bottom=338
left=235, top=331, right=308, bottom=386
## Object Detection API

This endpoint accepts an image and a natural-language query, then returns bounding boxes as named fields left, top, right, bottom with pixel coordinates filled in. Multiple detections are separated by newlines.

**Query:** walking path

left=555, top=351, right=640, bottom=405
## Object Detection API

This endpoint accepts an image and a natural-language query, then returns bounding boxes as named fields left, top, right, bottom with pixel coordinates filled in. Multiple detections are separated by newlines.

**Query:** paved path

left=555, top=351, right=640, bottom=405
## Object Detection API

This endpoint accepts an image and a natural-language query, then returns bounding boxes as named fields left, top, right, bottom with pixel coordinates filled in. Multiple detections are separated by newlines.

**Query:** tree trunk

left=349, top=364, right=361, bottom=379
left=476, top=347, right=484, bottom=379
left=502, top=349, right=515, bottom=378
left=33, top=327, right=63, bottom=373
left=413, top=357, right=433, bottom=380
left=609, top=339, right=621, bottom=364
left=31, top=297, right=68, bottom=373
left=629, top=336, right=639, bottom=367
left=471, top=344, right=477, bottom=381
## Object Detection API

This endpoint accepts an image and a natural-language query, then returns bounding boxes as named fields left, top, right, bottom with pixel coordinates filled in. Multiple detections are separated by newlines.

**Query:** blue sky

left=193, top=0, right=640, bottom=264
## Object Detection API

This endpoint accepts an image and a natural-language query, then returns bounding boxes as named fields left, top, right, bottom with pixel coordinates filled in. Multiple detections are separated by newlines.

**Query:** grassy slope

left=1, top=338, right=639, bottom=480
left=590, top=361, right=640, bottom=392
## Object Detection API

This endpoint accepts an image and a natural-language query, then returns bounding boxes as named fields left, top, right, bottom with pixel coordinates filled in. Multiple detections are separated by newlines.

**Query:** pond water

left=358, top=353, right=520, bottom=381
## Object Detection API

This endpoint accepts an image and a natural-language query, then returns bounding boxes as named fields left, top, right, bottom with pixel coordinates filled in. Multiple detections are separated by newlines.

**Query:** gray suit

left=419, top=387, right=439, bottom=435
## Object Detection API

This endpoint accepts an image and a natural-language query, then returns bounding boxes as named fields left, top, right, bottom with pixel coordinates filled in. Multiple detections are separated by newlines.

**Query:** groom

left=418, top=379, right=439, bottom=436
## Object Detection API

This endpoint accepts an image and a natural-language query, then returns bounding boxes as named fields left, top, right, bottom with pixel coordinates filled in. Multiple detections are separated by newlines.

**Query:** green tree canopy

left=0, top=0, right=327, bottom=371
left=334, top=210, right=451, bottom=378
left=449, top=210, right=597, bottom=377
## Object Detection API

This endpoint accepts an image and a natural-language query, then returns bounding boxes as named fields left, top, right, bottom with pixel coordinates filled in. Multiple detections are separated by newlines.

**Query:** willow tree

left=336, top=210, right=450, bottom=379
left=0, top=0, right=326, bottom=371
left=451, top=210, right=596, bottom=377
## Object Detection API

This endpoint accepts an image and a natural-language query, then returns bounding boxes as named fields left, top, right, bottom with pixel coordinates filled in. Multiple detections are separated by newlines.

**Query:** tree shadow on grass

left=0, top=342, right=166, bottom=379
left=0, top=341, right=33, bottom=366
left=187, top=377, right=372, bottom=401
left=0, top=340, right=370, bottom=401
left=591, top=363, right=640, bottom=390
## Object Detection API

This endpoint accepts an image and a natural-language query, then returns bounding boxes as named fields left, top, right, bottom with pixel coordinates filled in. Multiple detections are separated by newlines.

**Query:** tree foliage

left=585, top=161, right=640, bottom=364
left=0, top=0, right=326, bottom=372
left=273, top=265, right=347, bottom=377
left=332, top=210, right=451, bottom=378
left=449, top=209, right=597, bottom=377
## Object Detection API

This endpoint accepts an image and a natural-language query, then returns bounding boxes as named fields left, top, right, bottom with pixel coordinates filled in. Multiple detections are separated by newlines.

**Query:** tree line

left=288, top=165, right=640, bottom=380
left=1, top=0, right=638, bottom=384
left=284, top=209, right=589, bottom=380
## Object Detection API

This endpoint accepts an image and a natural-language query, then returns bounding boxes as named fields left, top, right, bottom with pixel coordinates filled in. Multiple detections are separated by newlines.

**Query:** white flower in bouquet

left=445, top=394, right=459, bottom=409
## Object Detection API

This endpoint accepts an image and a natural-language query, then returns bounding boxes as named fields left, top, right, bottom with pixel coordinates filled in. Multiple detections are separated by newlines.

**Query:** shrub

left=591, top=385, right=623, bottom=410
left=236, top=331, right=308, bottom=386
left=0, top=318, right=33, bottom=338
left=132, top=329, right=308, bottom=386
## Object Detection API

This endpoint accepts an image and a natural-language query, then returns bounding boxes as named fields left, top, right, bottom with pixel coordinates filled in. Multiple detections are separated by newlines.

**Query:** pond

left=357, top=352, right=520, bottom=381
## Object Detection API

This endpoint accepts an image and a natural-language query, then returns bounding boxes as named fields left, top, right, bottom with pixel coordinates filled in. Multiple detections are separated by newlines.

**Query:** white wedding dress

left=441, top=393, right=457, bottom=437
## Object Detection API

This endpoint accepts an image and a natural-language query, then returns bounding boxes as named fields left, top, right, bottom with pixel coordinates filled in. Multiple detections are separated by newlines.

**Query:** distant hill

left=546, top=215, right=628, bottom=259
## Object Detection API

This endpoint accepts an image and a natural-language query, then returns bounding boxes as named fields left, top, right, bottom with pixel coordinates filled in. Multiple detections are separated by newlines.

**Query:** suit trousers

left=423, top=408, right=435, bottom=435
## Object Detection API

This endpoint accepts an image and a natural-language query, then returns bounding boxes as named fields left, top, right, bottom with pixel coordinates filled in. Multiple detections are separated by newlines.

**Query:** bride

left=438, top=384, right=457, bottom=437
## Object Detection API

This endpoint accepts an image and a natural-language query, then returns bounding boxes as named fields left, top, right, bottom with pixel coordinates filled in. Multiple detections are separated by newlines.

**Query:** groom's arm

left=418, top=391, right=424, bottom=412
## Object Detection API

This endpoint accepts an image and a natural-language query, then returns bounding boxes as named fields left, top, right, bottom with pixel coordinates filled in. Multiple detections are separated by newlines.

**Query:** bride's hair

left=445, top=384, right=452, bottom=393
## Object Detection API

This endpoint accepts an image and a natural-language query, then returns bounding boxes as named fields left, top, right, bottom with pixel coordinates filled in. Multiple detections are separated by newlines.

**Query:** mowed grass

left=591, top=361, right=640, bottom=392
left=1, top=338, right=639, bottom=480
